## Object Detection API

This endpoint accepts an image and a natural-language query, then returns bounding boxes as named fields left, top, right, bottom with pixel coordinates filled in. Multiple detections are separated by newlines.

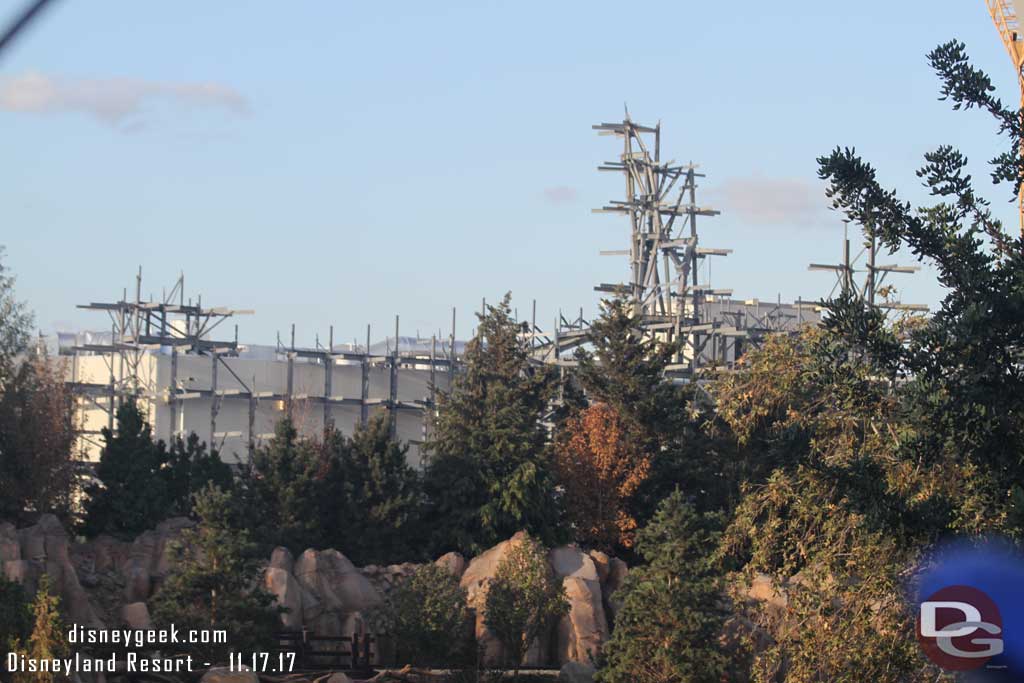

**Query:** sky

left=0, top=0, right=1018, bottom=345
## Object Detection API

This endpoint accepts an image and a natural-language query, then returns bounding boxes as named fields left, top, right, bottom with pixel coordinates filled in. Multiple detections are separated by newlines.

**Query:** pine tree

left=596, top=491, right=726, bottom=683
left=164, top=432, right=233, bottom=518
left=149, top=484, right=280, bottom=664
left=570, top=297, right=722, bottom=527
left=320, top=414, right=424, bottom=565
left=424, top=293, right=564, bottom=555
left=575, top=297, right=681, bottom=433
left=237, top=418, right=323, bottom=553
left=81, top=400, right=171, bottom=538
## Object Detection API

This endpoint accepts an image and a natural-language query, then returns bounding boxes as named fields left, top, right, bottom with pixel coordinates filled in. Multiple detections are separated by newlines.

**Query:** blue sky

left=0, top=1, right=1017, bottom=344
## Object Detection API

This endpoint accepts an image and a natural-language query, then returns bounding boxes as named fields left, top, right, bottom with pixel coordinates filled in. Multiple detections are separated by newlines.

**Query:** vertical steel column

left=389, top=316, right=399, bottom=438
left=360, top=325, right=370, bottom=426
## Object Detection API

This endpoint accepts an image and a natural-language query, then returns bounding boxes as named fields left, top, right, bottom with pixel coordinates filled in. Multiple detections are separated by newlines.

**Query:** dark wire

left=0, top=0, right=59, bottom=58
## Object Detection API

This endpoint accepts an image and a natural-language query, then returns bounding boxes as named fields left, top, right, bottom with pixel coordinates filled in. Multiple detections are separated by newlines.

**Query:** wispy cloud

left=706, top=175, right=831, bottom=227
left=543, top=185, right=578, bottom=204
left=0, top=71, right=250, bottom=128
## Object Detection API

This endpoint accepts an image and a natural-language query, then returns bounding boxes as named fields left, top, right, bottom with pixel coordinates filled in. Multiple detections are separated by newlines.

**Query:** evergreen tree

left=575, top=297, right=681, bottom=433
left=237, top=418, right=323, bottom=553
left=149, top=484, right=280, bottom=664
left=424, top=293, right=564, bottom=555
left=570, top=297, right=725, bottom=526
left=596, top=491, right=727, bottom=683
left=81, top=401, right=171, bottom=538
left=82, top=401, right=231, bottom=537
left=320, top=414, right=424, bottom=565
left=164, top=432, right=233, bottom=518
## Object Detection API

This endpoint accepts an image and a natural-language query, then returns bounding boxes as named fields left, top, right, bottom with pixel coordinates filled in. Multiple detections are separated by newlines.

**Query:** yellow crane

left=986, top=0, right=1024, bottom=234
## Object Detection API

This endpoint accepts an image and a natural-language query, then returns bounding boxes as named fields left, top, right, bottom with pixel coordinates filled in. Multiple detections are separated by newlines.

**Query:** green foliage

left=0, top=248, right=33, bottom=388
left=424, top=294, right=564, bottom=555
left=713, top=40, right=1024, bottom=677
left=319, top=414, right=425, bottom=565
left=164, top=432, right=233, bottom=518
left=0, top=575, right=32, bottom=654
left=82, top=401, right=229, bottom=538
left=570, top=296, right=731, bottom=528
left=575, top=297, right=682, bottom=433
left=597, top=491, right=727, bottom=683
left=483, top=535, right=568, bottom=678
left=817, top=39, right=1024, bottom=538
left=239, top=414, right=425, bottom=564
left=149, top=484, right=280, bottom=664
left=8, top=575, right=68, bottom=683
left=379, top=563, right=472, bottom=667
left=713, top=326, right=939, bottom=681
left=237, top=418, right=323, bottom=552
left=81, top=401, right=171, bottom=538
left=0, top=353, right=79, bottom=524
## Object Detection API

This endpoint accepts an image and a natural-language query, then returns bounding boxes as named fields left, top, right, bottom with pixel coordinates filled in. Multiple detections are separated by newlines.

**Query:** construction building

left=64, top=115, right=911, bottom=467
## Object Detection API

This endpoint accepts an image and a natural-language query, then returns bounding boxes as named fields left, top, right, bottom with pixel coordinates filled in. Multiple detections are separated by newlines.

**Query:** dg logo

left=917, top=585, right=1004, bottom=671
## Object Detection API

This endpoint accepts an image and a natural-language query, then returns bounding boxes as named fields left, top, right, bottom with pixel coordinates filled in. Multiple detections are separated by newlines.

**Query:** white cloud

left=0, top=71, right=250, bottom=127
left=706, top=175, right=831, bottom=227
left=543, top=185, right=578, bottom=204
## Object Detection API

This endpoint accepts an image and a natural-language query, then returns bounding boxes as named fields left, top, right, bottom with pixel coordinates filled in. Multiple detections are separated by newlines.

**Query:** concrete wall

left=72, top=351, right=450, bottom=468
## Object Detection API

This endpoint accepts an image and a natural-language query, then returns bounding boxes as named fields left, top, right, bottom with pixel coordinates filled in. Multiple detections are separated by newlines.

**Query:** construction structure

left=581, top=115, right=817, bottom=374
left=66, top=272, right=464, bottom=466
left=985, top=0, right=1024, bottom=234
left=65, top=114, right=833, bottom=466
left=808, top=220, right=928, bottom=315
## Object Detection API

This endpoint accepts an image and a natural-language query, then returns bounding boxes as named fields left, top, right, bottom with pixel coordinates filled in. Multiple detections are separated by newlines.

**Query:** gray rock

left=121, top=602, right=152, bottom=630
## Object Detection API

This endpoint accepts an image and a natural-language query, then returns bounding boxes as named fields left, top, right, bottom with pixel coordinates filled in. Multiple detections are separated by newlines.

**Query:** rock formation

left=1, top=517, right=627, bottom=669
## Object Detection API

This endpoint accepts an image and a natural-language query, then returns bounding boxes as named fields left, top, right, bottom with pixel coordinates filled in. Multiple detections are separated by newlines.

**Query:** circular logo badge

left=917, top=585, right=1004, bottom=671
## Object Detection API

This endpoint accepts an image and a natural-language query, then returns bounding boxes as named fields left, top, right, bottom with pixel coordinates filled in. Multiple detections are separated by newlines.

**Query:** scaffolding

left=808, top=220, right=928, bottom=314
left=64, top=114, right=861, bottom=457
left=67, top=271, right=463, bottom=462
left=582, top=114, right=816, bottom=376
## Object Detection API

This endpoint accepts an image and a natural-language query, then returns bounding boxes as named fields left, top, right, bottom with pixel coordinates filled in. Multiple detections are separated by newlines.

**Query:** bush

left=8, top=575, right=67, bottom=683
left=0, top=575, right=32, bottom=652
left=483, top=535, right=568, bottom=680
left=149, top=484, right=280, bottom=663
left=379, top=563, right=472, bottom=667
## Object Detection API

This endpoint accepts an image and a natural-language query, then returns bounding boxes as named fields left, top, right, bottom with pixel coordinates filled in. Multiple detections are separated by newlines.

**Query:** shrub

left=149, top=484, right=280, bottom=663
left=380, top=563, right=472, bottom=667
left=0, top=575, right=32, bottom=652
left=483, top=535, right=568, bottom=681
left=8, top=575, right=67, bottom=683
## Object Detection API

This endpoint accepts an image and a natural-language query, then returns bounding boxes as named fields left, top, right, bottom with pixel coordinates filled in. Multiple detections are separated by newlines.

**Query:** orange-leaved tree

left=555, top=402, right=651, bottom=551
